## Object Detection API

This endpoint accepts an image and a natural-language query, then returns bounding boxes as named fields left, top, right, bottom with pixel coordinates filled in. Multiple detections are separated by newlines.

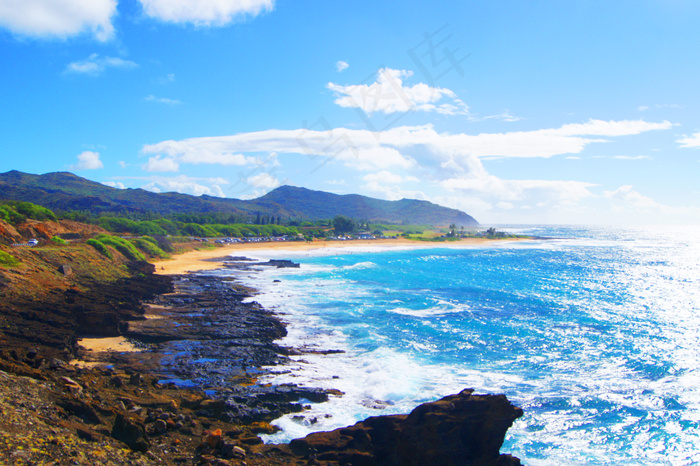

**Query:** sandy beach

left=151, top=238, right=499, bottom=275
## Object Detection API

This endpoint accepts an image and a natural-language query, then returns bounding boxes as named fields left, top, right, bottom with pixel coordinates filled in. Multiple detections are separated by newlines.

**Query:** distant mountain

left=0, top=171, right=478, bottom=226
left=255, top=186, right=478, bottom=226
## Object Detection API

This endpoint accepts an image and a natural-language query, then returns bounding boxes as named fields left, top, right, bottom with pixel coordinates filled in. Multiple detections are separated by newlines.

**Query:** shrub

left=50, top=236, right=67, bottom=245
left=132, top=238, right=169, bottom=259
left=95, top=234, right=146, bottom=261
left=86, top=238, right=112, bottom=259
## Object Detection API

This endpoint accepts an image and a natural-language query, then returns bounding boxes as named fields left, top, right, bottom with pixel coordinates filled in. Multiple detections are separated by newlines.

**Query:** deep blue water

left=230, top=225, right=700, bottom=465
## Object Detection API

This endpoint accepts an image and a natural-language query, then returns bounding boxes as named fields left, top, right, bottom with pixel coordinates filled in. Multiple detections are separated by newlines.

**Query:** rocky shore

left=0, top=242, right=524, bottom=465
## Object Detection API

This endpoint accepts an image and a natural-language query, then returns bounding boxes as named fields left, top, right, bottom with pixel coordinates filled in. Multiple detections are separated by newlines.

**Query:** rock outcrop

left=282, top=389, right=523, bottom=465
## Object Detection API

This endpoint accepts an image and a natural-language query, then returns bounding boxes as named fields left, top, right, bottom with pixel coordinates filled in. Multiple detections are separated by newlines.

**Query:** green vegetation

left=94, top=234, right=146, bottom=261
left=50, top=236, right=67, bottom=245
left=0, top=201, right=56, bottom=225
left=0, top=250, right=21, bottom=267
left=86, top=238, right=112, bottom=259
left=332, top=215, right=356, bottom=235
left=0, top=171, right=479, bottom=227
left=94, top=215, right=300, bottom=239
left=131, top=237, right=169, bottom=259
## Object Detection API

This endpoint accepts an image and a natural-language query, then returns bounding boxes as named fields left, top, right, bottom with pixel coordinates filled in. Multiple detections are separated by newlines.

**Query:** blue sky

left=1, top=0, right=699, bottom=224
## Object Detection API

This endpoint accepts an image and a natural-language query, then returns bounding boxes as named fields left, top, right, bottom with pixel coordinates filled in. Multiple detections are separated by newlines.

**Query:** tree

left=448, top=224, right=457, bottom=237
left=333, top=215, right=356, bottom=235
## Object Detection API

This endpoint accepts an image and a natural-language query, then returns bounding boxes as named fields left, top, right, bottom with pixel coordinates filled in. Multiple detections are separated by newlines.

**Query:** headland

left=1, top=228, right=524, bottom=465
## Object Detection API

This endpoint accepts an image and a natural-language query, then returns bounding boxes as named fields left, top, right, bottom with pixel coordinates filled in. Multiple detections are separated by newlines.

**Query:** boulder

left=287, top=389, right=522, bottom=466
left=112, top=413, right=149, bottom=452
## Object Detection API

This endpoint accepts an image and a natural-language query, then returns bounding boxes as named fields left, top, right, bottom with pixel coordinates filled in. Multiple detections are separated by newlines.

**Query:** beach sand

left=151, top=238, right=497, bottom=275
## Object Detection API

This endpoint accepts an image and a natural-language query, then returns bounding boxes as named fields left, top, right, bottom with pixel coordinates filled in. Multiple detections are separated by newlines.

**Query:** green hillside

left=0, top=171, right=478, bottom=227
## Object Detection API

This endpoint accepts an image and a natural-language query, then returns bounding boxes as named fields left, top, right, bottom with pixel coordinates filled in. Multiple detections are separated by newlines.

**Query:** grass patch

left=0, top=250, right=21, bottom=267
left=86, top=238, right=113, bottom=259
left=95, top=234, right=146, bottom=262
left=131, top=238, right=170, bottom=259
left=50, top=236, right=67, bottom=245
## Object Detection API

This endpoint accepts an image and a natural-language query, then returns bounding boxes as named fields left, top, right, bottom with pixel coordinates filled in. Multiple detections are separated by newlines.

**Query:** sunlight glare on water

left=233, top=225, right=700, bottom=465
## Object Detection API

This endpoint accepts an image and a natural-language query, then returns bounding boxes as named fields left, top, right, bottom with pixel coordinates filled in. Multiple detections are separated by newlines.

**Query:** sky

left=1, top=0, right=699, bottom=225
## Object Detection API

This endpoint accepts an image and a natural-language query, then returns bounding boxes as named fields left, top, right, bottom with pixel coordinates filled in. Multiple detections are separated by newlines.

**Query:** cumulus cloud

left=141, top=175, right=227, bottom=197
left=145, top=95, right=182, bottom=105
left=336, top=61, right=349, bottom=72
left=247, top=172, right=280, bottom=189
left=70, top=151, right=103, bottom=170
left=677, top=131, right=700, bottom=149
left=138, top=0, right=274, bottom=26
left=64, top=53, right=138, bottom=76
left=143, top=155, right=180, bottom=172
left=0, top=0, right=117, bottom=41
left=328, top=68, right=470, bottom=116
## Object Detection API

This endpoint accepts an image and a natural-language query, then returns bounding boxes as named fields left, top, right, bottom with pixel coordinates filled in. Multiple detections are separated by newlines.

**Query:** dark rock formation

left=285, top=389, right=523, bottom=466
left=111, top=413, right=149, bottom=452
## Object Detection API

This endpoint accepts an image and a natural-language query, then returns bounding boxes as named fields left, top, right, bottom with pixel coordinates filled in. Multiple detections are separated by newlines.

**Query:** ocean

left=224, top=225, right=700, bottom=465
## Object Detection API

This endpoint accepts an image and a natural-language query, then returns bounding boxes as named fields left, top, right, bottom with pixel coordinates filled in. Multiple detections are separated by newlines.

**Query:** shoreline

left=152, top=237, right=523, bottom=275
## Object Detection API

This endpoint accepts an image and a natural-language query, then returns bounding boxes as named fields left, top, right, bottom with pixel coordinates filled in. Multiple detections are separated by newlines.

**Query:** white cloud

left=102, top=181, right=126, bottom=189
left=70, top=151, right=103, bottom=170
left=142, top=138, right=261, bottom=170
left=0, top=0, right=116, bottom=41
left=604, top=185, right=659, bottom=210
left=328, top=68, right=470, bottom=116
left=143, top=156, right=180, bottom=172
left=145, top=95, right=182, bottom=105
left=64, top=53, right=138, bottom=76
left=552, top=119, right=672, bottom=137
left=141, top=175, right=227, bottom=197
left=677, top=131, right=700, bottom=149
left=441, top=175, right=595, bottom=205
left=118, top=161, right=129, bottom=168
left=138, top=0, right=274, bottom=26
left=336, top=61, right=349, bottom=72
left=361, top=181, right=429, bottom=202
left=142, top=129, right=416, bottom=171
left=141, top=119, right=671, bottom=178
left=247, top=172, right=280, bottom=189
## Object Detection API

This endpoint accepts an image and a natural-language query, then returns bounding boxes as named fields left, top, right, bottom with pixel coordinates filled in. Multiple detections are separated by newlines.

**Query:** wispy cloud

left=145, top=95, right=182, bottom=105
left=0, top=0, right=117, bottom=41
left=64, top=53, right=138, bottom=76
left=336, top=61, right=349, bottom=72
left=138, top=0, right=274, bottom=26
left=613, top=155, right=652, bottom=160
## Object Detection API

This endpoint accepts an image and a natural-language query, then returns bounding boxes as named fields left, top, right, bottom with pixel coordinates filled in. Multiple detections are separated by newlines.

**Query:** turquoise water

left=233, top=225, right=700, bottom=465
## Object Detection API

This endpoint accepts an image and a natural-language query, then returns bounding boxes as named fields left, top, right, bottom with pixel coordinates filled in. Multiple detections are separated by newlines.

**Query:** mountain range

left=0, top=170, right=478, bottom=226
